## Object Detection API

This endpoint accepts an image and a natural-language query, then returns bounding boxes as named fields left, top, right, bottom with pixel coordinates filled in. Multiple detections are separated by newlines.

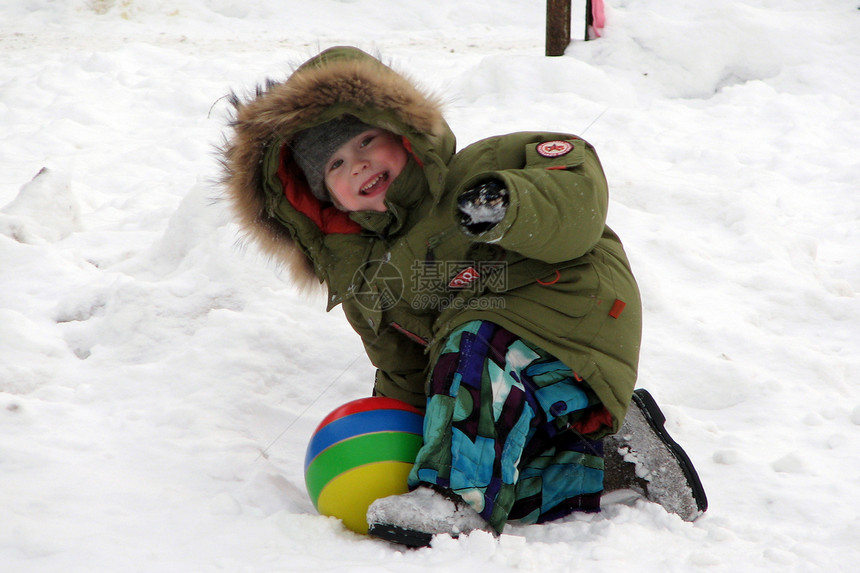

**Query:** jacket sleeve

left=340, top=300, right=430, bottom=410
left=454, top=133, right=609, bottom=264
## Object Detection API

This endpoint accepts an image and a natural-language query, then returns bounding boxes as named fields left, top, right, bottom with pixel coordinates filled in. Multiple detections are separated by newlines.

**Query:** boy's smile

left=359, top=172, right=388, bottom=196
left=323, top=128, right=408, bottom=212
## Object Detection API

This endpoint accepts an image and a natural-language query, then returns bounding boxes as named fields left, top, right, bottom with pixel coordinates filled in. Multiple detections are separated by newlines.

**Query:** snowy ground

left=2, top=1, right=859, bottom=571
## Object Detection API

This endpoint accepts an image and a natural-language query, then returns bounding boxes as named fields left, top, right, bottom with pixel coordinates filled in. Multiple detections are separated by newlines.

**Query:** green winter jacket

left=221, top=47, right=641, bottom=436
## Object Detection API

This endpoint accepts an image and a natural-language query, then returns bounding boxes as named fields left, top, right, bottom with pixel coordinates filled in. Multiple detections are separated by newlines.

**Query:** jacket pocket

left=484, top=256, right=597, bottom=297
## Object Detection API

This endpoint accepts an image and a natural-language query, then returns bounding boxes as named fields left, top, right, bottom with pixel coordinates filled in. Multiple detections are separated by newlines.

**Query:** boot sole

left=630, top=388, right=708, bottom=515
left=368, top=523, right=433, bottom=548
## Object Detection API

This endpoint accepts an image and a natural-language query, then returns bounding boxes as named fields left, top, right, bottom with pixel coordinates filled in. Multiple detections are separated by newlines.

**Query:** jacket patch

left=536, top=140, right=574, bottom=158
left=449, top=266, right=480, bottom=288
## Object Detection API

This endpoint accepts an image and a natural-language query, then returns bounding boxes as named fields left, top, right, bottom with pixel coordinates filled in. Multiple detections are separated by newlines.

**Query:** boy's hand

left=457, top=180, right=509, bottom=234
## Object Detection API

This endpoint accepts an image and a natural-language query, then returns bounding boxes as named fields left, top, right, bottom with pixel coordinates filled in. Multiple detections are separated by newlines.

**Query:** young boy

left=221, top=46, right=707, bottom=546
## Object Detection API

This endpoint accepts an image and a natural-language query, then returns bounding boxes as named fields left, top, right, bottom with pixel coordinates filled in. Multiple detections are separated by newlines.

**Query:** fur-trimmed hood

left=219, top=46, right=455, bottom=290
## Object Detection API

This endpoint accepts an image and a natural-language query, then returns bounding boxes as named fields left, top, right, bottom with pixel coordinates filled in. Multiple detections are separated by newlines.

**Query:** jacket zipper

left=389, top=321, right=430, bottom=347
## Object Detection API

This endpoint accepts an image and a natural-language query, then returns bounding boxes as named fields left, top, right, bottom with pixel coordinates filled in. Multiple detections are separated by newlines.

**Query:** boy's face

left=323, top=128, right=408, bottom=212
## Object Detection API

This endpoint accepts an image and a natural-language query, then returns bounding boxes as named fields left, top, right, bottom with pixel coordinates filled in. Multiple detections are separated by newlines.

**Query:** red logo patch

left=449, top=266, right=480, bottom=289
left=536, top=140, right=574, bottom=158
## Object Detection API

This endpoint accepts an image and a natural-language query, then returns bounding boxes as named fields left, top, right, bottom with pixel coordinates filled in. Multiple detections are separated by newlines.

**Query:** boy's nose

left=351, top=159, right=370, bottom=175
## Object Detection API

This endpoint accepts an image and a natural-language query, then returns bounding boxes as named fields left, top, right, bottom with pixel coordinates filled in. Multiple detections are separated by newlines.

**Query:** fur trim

left=219, top=48, right=445, bottom=290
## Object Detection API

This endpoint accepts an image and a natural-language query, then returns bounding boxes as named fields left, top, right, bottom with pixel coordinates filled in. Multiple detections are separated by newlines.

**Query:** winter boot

left=603, top=389, right=708, bottom=521
left=367, top=485, right=490, bottom=547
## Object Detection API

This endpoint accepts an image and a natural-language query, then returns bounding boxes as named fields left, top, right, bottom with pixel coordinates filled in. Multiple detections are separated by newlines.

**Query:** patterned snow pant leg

left=408, top=320, right=605, bottom=533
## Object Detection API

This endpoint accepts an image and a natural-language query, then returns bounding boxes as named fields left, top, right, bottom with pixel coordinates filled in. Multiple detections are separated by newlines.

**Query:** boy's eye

left=329, top=158, right=343, bottom=171
left=359, top=135, right=375, bottom=147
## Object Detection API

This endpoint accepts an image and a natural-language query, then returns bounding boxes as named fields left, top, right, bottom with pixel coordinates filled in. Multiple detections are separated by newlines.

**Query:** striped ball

left=304, top=397, right=424, bottom=534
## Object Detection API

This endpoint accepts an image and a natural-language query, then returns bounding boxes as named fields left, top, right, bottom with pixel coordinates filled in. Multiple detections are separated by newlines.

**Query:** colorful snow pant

left=408, top=321, right=606, bottom=533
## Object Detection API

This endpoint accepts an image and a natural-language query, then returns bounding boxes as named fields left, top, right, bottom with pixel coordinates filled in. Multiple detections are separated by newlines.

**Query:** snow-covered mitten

left=457, top=180, right=509, bottom=234
left=367, top=485, right=490, bottom=547
left=603, top=389, right=708, bottom=521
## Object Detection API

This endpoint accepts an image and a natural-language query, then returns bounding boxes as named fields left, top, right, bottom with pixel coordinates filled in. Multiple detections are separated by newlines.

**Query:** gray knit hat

left=291, top=115, right=373, bottom=202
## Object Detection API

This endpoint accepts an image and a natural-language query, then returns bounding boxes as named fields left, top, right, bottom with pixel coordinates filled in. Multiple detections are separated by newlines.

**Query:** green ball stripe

left=305, top=431, right=423, bottom=506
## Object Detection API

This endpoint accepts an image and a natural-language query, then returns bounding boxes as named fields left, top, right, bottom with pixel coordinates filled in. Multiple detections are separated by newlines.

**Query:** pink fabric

left=591, top=0, right=606, bottom=37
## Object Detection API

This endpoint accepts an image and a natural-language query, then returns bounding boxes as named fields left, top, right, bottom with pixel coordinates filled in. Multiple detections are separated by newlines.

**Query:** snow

left=458, top=183, right=508, bottom=227
left=1, top=0, right=858, bottom=571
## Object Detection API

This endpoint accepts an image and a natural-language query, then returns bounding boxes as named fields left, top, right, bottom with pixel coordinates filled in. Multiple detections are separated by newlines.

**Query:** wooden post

left=585, top=0, right=593, bottom=40
left=546, top=0, right=571, bottom=57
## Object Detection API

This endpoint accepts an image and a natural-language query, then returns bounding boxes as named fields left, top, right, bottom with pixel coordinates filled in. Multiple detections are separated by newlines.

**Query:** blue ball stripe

left=304, top=409, right=424, bottom=469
